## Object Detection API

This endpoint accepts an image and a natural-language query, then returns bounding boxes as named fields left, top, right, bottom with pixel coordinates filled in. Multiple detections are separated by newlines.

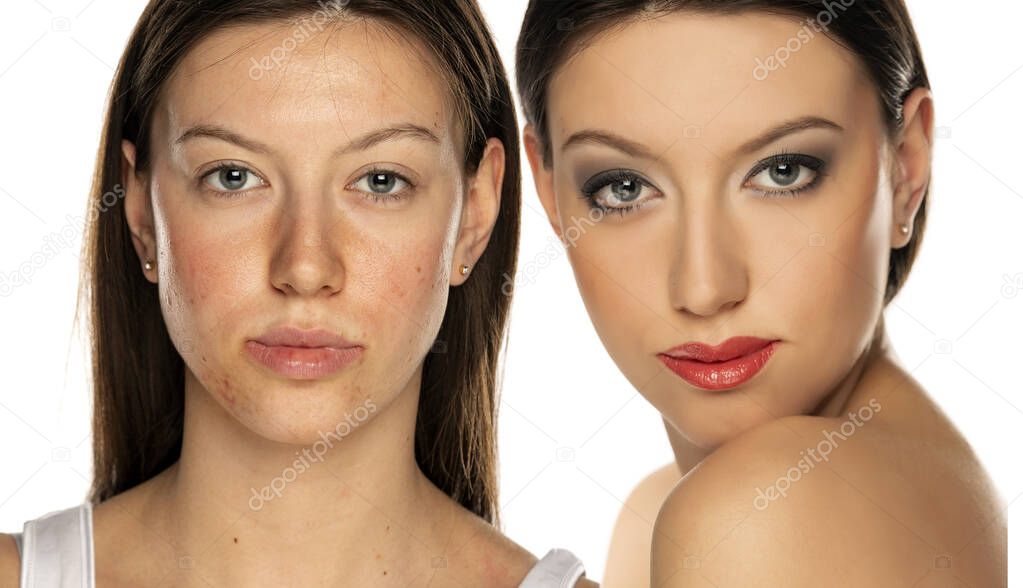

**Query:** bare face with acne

left=530, top=12, right=921, bottom=449
left=125, top=19, right=474, bottom=444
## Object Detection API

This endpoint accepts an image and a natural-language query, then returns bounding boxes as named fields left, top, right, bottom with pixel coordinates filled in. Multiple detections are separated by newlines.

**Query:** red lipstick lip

left=661, top=336, right=776, bottom=363
left=658, top=337, right=779, bottom=391
left=245, top=326, right=362, bottom=380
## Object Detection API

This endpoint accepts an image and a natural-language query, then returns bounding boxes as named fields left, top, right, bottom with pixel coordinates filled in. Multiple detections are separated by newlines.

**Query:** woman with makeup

left=0, top=1, right=597, bottom=586
left=516, top=1, right=1006, bottom=585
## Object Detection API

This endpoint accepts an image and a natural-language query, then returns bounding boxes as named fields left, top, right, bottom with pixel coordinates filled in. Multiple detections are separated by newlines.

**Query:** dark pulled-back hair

left=516, top=0, right=930, bottom=304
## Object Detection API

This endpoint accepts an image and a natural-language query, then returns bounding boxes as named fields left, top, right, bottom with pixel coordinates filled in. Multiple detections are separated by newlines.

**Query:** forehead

left=548, top=11, right=880, bottom=153
left=157, top=18, right=454, bottom=148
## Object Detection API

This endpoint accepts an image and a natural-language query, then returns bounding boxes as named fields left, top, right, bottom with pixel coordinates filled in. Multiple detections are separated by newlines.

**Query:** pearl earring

left=899, top=224, right=910, bottom=235
left=144, top=260, right=153, bottom=271
left=459, top=264, right=471, bottom=276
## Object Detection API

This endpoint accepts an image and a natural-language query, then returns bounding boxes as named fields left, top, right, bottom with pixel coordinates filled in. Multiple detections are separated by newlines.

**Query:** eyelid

left=742, top=152, right=827, bottom=196
left=345, top=168, right=415, bottom=192
left=346, top=162, right=420, bottom=188
left=579, top=168, right=662, bottom=215
left=742, top=152, right=824, bottom=184
left=581, top=168, right=657, bottom=196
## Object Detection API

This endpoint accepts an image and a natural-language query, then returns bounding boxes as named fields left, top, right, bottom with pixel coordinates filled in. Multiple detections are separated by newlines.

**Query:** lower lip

left=244, top=341, right=362, bottom=380
left=658, top=341, right=777, bottom=391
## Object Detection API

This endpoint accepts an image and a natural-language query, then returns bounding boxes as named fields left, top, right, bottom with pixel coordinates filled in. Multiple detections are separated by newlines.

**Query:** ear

left=121, top=139, right=159, bottom=283
left=522, top=124, right=563, bottom=242
left=451, top=137, right=505, bottom=286
left=891, top=87, right=934, bottom=249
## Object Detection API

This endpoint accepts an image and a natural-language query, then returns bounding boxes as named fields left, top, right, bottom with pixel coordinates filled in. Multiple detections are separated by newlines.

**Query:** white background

left=0, top=0, right=1020, bottom=583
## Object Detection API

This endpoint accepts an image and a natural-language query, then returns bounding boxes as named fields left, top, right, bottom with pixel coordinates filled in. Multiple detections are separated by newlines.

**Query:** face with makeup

left=122, top=18, right=501, bottom=444
left=525, top=11, right=931, bottom=450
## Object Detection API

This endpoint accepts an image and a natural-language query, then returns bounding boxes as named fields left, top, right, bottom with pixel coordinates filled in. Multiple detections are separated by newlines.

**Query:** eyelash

left=348, top=168, right=416, bottom=203
left=196, top=163, right=416, bottom=202
left=579, top=169, right=655, bottom=216
left=578, top=152, right=828, bottom=215
left=742, top=150, right=827, bottom=198
left=198, top=162, right=264, bottom=198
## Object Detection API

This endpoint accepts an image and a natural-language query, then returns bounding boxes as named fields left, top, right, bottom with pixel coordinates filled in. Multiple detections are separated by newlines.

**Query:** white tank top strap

left=518, top=547, right=586, bottom=587
left=10, top=502, right=95, bottom=588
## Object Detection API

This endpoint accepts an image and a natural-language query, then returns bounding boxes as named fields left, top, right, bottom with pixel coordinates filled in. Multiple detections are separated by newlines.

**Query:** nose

left=668, top=200, right=749, bottom=317
left=269, top=197, right=344, bottom=297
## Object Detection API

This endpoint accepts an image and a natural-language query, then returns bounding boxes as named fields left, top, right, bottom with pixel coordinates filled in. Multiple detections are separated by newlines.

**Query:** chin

left=200, top=368, right=382, bottom=446
left=236, top=397, right=380, bottom=446
left=657, top=383, right=790, bottom=451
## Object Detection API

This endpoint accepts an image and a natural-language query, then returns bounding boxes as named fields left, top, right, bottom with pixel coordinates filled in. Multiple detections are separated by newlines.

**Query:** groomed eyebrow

left=174, top=123, right=441, bottom=155
left=561, top=115, right=843, bottom=160
left=561, top=130, right=658, bottom=159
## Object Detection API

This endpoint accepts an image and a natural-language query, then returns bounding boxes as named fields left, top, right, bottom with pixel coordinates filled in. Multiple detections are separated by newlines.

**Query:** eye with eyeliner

left=577, top=150, right=829, bottom=215
left=578, top=168, right=660, bottom=215
left=742, top=150, right=828, bottom=197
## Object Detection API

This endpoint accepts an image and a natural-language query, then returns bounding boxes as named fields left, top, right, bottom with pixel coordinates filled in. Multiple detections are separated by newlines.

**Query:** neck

left=137, top=367, right=456, bottom=585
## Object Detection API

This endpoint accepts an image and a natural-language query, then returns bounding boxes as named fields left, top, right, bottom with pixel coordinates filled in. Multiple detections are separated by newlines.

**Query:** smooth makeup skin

left=524, top=11, right=1006, bottom=588
left=0, top=19, right=551, bottom=587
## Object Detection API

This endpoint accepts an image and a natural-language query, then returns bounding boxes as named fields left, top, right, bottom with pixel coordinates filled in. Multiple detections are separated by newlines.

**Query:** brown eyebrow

left=732, top=116, right=843, bottom=156
left=561, top=130, right=658, bottom=160
left=175, top=123, right=441, bottom=155
left=561, top=115, right=843, bottom=160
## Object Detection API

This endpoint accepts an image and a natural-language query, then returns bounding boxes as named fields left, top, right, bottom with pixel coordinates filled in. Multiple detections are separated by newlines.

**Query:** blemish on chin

left=218, top=375, right=236, bottom=407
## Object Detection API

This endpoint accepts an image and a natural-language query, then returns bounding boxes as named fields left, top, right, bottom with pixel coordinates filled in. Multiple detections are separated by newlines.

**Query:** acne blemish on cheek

left=215, top=374, right=236, bottom=407
left=389, top=281, right=405, bottom=299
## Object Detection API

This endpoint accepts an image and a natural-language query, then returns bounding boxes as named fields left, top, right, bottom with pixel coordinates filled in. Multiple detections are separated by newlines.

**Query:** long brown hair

left=516, top=0, right=930, bottom=305
left=79, top=0, right=520, bottom=524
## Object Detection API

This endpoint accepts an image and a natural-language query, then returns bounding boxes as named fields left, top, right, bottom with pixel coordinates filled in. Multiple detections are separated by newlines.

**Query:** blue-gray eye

left=352, top=171, right=409, bottom=195
left=610, top=178, right=642, bottom=201
left=580, top=169, right=659, bottom=213
left=203, top=165, right=263, bottom=192
left=369, top=173, right=396, bottom=193
left=769, top=163, right=798, bottom=186
left=746, top=154, right=824, bottom=194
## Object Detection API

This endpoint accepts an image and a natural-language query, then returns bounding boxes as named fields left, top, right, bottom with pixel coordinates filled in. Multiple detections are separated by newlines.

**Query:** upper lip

left=252, top=326, right=360, bottom=349
left=660, top=336, right=776, bottom=363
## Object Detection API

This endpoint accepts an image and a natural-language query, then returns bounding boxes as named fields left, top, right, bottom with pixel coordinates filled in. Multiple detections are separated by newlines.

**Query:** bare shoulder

left=429, top=507, right=544, bottom=586
left=611, top=462, right=682, bottom=540
left=445, top=510, right=598, bottom=587
left=651, top=414, right=1006, bottom=587
left=603, top=462, right=680, bottom=587
left=626, top=462, right=682, bottom=509
left=0, top=532, right=20, bottom=586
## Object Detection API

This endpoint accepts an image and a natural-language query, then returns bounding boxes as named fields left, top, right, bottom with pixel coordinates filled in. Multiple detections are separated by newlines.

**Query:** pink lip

left=245, top=326, right=362, bottom=380
left=658, top=337, right=778, bottom=391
